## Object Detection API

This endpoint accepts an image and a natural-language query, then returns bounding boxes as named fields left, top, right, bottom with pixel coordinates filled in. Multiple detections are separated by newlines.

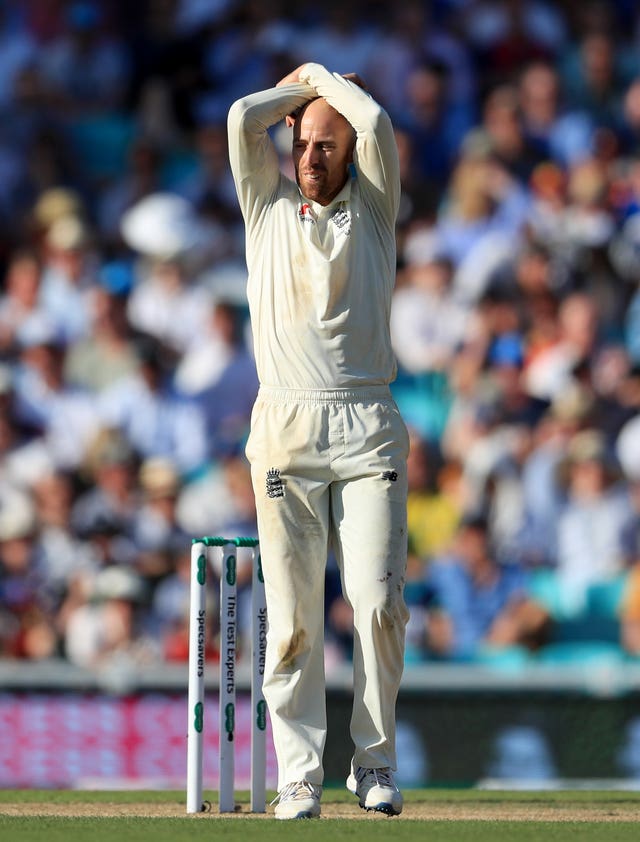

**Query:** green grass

left=1, top=789, right=639, bottom=842
left=2, top=817, right=640, bottom=842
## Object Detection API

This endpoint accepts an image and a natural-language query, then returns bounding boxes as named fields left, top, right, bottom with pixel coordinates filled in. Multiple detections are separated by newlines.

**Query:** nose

left=302, top=144, right=321, bottom=167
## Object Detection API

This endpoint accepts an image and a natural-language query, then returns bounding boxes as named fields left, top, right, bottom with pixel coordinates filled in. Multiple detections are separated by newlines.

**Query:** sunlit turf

left=1, top=789, right=639, bottom=842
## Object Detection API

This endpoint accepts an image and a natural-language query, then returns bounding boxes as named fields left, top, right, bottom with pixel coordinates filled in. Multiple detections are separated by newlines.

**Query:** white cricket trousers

left=245, top=385, right=410, bottom=788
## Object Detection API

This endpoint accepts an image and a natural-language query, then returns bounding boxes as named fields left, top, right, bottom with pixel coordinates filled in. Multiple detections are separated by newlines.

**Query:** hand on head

left=277, top=68, right=368, bottom=127
left=341, top=73, right=368, bottom=92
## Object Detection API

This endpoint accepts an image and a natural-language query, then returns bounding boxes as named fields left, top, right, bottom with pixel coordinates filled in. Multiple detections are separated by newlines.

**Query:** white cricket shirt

left=228, top=62, right=400, bottom=390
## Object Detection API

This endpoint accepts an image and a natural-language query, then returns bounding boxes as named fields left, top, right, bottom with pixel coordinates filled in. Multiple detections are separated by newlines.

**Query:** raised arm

left=227, top=80, right=315, bottom=220
left=297, top=63, right=400, bottom=219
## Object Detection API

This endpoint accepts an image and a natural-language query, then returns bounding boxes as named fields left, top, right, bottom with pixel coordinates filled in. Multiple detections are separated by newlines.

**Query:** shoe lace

left=355, top=766, right=395, bottom=788
left=271, top=780, right=318, bottom=805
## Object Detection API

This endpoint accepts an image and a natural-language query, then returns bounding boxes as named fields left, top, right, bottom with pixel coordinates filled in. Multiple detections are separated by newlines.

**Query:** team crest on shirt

left=266, top=468, right=285, bottom=498
left=331, top=208, right=351, bottom=236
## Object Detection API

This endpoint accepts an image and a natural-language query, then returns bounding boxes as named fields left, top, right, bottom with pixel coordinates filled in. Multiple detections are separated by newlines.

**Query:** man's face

left=293, top=99, right=355, bottom=206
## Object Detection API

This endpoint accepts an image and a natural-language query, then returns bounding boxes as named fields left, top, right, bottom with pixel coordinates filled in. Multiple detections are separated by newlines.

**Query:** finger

left=342, top=73, right=368, bottom=92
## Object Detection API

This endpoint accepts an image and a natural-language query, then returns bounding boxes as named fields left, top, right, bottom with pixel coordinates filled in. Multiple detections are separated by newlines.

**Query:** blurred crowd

left=4, top=0, right=640, bottom=672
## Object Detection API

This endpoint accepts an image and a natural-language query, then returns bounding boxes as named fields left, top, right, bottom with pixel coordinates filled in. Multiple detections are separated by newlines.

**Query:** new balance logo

left=266, top=468, right=285, bottom=498
left=381, top=471, right=398, bottom=482
left=298, top=203, right=315, bottom=223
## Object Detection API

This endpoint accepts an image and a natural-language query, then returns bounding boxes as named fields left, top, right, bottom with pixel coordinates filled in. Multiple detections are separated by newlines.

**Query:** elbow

left=373, top=106, right=394, bottom=138
left=227, top=97, right=249, bottom=131
left=228, top=95, right=270, bottom=137
left=359, top=98, right=387, bottom=132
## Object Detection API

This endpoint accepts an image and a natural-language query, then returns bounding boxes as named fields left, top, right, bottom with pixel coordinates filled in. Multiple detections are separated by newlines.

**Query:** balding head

left=295, top=98, right=355, bottom=143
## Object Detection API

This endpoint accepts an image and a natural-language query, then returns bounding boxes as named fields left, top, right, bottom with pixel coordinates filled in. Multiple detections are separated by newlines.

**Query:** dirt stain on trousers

left=277, top=628, right=307, bottom=669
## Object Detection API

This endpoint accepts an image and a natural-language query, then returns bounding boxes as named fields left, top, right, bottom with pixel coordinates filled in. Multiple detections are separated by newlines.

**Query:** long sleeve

left=227, top=81, right=314, bottom=227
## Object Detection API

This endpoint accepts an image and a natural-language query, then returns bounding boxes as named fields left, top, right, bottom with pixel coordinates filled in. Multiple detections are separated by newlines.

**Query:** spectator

left=560, top=157, right=616, bottom=273
left=516, top=385, right=593, bottom=567
left=0, top=488, right=59, bottom=659
left=524, top=291, right=600, bottom=401
left=554, top=428, right=633, bottom=613
left=70, top=427, right=139, bottom=550
left=0, top=364, right=57, bottom=492
left=63, top=261, right=140, bottom=393
left=97, top=334, right=208, bottom=474
left=560, top=31, right=634, bottom=135
left=130, top=456, right=189, bottom=580
left=64, top=565, right=156, bottom=669
left=12, top=326, right=101, bottom=471
left=125, top=254, right=213, bottom=355
left=517, top=60, right=594, bottom=168
left=391, top=244, right=470, bottom=377
left=32, top=468, right=96, bottom=611
left=405, top=429, right=464, bottom=565
left=37, top=213, right=97, bottom=344
left=396, top=59, right=474, bottom=192
left=173, top=297, right=258, bottom=457
left=434, top=147, right=529, bottom=289
left=478, top=83, right=543, bottom=183
left=0, top=248, right=52, bottom=355
left=425, top=514, right=551, bottom=661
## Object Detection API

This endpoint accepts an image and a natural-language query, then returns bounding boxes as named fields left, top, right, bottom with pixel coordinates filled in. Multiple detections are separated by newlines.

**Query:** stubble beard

left=297, top=169, right=328, bottom=204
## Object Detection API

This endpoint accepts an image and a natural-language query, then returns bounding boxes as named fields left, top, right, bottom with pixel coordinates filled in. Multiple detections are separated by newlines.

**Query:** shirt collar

left=299, top=177, right=353, bottom=214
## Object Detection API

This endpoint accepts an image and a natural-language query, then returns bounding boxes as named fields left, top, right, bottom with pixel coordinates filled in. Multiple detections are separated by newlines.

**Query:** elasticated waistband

left=257, top=385, right=392, bottom=405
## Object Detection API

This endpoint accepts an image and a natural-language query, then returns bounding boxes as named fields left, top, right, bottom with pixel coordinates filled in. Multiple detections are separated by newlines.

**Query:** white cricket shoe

left=346, top=765, right=403, bottom=815
left=273, top=780, right=322, bottom=819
